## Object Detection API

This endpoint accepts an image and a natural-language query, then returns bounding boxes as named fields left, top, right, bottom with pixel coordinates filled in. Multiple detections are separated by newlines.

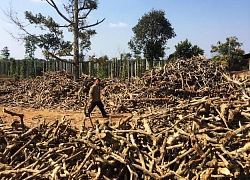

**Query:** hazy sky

left=0, top=0, right=249, bottom=60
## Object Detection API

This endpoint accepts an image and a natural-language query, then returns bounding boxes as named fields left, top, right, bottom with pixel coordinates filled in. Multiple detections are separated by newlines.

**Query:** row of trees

left=0, top=58, right=44, bottom=79
left=1, top=35, right=246, bottom=71
left=0, top=56, right=156, bottom=80
left=1, top=0, right=247, bottom=80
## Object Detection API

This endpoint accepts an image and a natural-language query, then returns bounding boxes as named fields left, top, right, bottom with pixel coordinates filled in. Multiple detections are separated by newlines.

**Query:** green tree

left=9, top=57, right=16, bottom=75
left=170, top=39, right=204, bottom=60
left=5, top=0, right=104, bottom=80
left=20, top=59, right=28, bottom=79
left=24, top=36, right=37, bottom=59
left=36, top=33, right=71, bottom=60
left=1, top=46, right=10, bottom=60
left=128, top=9, right=176, bottom=69
left=211, top=36, right=245, bottom=70
left=96, top=55, right=109, bottom=78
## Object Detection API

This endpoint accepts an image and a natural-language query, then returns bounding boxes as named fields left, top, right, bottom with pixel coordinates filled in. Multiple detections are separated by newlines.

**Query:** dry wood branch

left=122, top=97, right=170, bottom=102
left=72, top=148, right=93, bottom=177
left=161, top=148, right=194, bottom=170
left=3, top=108, right=25, bottom=129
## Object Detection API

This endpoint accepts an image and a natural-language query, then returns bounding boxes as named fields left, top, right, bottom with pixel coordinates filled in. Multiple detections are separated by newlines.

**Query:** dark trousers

left=88, top=101, right=107, bottom=117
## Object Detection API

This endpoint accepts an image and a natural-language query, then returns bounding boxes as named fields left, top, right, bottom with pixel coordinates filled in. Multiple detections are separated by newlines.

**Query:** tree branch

left=79, top=18, right=105, bottom=30
left=45, top=0, right=72, bottom=24
left=46, top=52, right=74, bottom=65
left=3, top=8, right=41, bottom=43
left=78, top=9, right=92, bottom=20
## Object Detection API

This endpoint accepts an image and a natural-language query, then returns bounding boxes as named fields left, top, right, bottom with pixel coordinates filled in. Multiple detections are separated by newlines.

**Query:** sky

left=0, top=0, right=249, bottom=60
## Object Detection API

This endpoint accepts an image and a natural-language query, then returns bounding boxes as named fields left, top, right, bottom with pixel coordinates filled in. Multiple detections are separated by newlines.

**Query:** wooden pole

left=110, top=61, right=113, bottom=78
left=88, top=61, right=92, bottom=76
left=248, top=58, right=250, bottom=71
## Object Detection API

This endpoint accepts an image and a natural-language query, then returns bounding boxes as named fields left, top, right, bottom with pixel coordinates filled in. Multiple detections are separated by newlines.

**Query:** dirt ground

left=0, top=104, right=131, bottom=129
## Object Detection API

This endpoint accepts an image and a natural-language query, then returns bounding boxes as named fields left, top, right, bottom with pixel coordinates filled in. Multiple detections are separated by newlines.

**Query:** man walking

left=86, top=78, right=108, bottom=118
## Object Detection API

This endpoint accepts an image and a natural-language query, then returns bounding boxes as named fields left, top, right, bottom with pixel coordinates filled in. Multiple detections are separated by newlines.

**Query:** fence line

left=0, top=58, right=168, bottom=79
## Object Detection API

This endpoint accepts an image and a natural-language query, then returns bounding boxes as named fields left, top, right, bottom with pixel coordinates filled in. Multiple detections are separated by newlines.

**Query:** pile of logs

left=0, top=56, right=250, bottom=179
left=0, top=97, right=250, bottom=179
left=0, top=71, right=94, bottom=110
left=1, top=56, right=248, bottom=113
left=103, top=56, right=250, bottom=113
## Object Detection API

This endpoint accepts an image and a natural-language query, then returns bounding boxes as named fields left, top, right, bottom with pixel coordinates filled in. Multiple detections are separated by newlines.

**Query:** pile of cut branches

left=0, top=97, right=250, bottom=179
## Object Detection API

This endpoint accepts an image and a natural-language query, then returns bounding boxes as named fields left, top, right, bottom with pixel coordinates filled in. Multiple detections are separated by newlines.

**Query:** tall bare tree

left=4, top=0, right=104, bottom=80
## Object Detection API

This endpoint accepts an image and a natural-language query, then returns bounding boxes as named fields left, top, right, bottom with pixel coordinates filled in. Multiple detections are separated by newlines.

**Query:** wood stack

left=103, top=56, right=250, bottom=113
left=0, top=56, right=250, bottom=179
left=0, top=71, right=95, bottom=110
left=0, top=98, right=249, bottom=179
left=1, top=56, right=248, bottom=113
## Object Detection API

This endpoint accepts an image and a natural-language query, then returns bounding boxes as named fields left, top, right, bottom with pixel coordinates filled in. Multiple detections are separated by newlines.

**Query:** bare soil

left=0, top=104, right=131, bottom=129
